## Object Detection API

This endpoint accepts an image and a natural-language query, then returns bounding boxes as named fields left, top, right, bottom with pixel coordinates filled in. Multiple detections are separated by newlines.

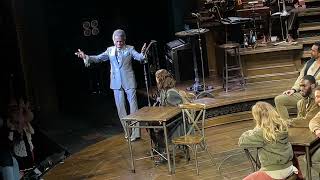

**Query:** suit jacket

left=85, top=45, right=145, bottom=90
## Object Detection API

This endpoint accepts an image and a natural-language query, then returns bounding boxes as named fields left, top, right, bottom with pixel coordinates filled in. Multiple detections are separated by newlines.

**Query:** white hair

left=112, top=29, right=126, bottom=41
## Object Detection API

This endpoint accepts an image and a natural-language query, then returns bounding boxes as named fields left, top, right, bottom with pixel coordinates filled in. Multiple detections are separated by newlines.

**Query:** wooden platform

left=139, top=75, right=296, bottom=126
left=43, top=120, right=256, bottom=180
left=43, top=41, right=309, bottom=179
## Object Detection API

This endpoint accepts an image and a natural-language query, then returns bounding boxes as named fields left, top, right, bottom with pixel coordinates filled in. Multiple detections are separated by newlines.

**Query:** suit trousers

left=113, top=88, right=140, bottom=138
left=274, top=92, right=303, bottom=120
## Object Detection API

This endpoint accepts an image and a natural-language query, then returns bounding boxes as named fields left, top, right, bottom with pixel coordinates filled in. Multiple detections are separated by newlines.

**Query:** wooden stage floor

left=141, top=77, right=296, bottom=109
left=43, top=120, right=255, bottom=180
left=43, top=78, right=298, bottom=180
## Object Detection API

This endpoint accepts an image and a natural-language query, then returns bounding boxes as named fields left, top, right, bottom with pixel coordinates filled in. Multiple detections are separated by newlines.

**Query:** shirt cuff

left=83, top=55, right=90, bottom=67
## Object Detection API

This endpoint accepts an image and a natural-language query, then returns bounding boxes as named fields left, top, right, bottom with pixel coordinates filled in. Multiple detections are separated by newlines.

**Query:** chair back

left=178, top=103, right=206, bottom=138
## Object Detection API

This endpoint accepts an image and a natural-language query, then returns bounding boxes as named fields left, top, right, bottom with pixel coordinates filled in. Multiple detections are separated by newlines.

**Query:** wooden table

left=244, top=127, right=320, bottom=180
left=122, top=106, right=181, bottom=174
left=289, top=128, right=320, bottom=180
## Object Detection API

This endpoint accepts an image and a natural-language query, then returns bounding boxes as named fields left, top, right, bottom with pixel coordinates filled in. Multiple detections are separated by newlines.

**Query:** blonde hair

left=251, top=101, right=288, bottom=142
left=155, top=69, right=176, bottom=90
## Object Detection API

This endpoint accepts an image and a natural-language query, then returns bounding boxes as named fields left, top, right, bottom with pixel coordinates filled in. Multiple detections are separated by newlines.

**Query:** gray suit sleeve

left=130, top=46, right=145, bottom=62
left=84, top=49, right=110, bottom=67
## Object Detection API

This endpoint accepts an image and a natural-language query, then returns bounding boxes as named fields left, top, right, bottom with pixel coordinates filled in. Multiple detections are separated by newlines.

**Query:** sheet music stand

left=175, top=28, right=212, bottom=94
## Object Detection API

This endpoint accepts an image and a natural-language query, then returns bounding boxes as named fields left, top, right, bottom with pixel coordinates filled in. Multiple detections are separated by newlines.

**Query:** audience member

left=275, top=41, right=320, bottom=120
left=289, top=75, right=320, bottom=127
left=299, top=86, right=320, bottom=176
left=239, top=102, right=298, bottom=180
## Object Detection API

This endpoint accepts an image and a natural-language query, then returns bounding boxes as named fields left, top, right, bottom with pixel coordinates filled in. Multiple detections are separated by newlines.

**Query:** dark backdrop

left=42, top=0, right=173, bottom=115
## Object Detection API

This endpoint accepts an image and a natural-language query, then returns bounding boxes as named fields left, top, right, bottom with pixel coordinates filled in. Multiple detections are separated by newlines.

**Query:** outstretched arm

left=75, top=49, right=90, bottom=67
left=75, top=49, right=87, bottom=59
left=131, top=44, right=147, bottom=62
left=74, top=49, right=109, bottom=67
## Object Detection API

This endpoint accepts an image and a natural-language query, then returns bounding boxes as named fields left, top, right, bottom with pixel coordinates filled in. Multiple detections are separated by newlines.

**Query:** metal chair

left=244, top=148, right=298, bottom=180
left=172, top=103, right=215, bottom=175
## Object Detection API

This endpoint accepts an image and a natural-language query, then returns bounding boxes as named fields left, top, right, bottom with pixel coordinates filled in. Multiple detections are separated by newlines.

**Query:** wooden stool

left=219, top=43, right=245, bottom=92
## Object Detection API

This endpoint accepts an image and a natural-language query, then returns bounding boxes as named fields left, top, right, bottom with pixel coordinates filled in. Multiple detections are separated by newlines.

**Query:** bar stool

left=219, top=43, right=245, bottom=92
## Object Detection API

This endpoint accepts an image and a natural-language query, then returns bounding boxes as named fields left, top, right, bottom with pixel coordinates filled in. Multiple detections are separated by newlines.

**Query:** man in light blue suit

left=75, top=29, right=146, bottom=141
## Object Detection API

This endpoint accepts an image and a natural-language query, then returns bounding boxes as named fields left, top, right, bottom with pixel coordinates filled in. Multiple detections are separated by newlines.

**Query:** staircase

left=296, top=0, right=320, bottom=60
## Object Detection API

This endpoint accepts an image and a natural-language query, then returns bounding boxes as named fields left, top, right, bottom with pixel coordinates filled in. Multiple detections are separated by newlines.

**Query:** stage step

left=246, top=71, right=299, bottom=83
left=298, top=7, right=320, bottom=17
left=297, top=35, right=320, bottom=44
left=305, top=0, right=320, bottom=3
left=298, top=22, right=320, bottom=32
left=204, top=111, right=252, bottom=128
left=246, top=63, right=296, bottom=76
left=302, top=50, right=312, bottom=58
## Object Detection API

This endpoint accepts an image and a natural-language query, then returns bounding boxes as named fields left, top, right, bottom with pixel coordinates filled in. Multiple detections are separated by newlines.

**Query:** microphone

left=191, top=13, right=201, bottom=18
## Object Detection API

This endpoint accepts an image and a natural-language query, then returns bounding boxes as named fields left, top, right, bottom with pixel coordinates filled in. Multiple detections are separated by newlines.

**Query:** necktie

left=116, top=49, right=121, bottom=64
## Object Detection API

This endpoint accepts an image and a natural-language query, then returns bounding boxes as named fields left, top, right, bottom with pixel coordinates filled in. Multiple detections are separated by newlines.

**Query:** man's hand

left=283, top=89, right=295, bottom=96
left=315, top=129, right=320, bottom=138
left=141, top=43, right=147, bottom=54
left=74, top=49, right=87, bottom=60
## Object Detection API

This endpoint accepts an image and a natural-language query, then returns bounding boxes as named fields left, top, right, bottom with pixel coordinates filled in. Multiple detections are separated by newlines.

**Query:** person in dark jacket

left=0, top=116, right=20, bottom=180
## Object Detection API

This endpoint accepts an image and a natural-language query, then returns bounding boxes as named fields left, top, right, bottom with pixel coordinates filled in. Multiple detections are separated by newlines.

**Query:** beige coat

left=290, top=92, right=320, bottom=127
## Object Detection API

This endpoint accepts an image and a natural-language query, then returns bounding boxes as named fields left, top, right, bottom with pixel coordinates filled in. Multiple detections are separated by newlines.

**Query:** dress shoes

left=130, top=136, right=141, bottom=142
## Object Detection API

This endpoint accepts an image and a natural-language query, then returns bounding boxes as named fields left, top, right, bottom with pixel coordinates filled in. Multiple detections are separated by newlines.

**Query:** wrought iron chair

left=172, top=103, right=215, bottom=175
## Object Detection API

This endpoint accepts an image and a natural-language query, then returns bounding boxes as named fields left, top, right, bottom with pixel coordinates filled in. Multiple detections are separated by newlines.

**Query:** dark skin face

left=315, top=90, right=320, bottom=106
left=299, top=79, right=315, bottom=97
left=113, top=35, right=125, bottom=49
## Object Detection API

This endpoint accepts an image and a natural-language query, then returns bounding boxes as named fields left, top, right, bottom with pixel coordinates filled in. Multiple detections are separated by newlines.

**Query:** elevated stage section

left=139, top=43, right=302, bottom=126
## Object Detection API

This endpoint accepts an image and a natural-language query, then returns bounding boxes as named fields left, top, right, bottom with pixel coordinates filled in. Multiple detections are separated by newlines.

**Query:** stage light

left=82, top=19, right=99, bottom=36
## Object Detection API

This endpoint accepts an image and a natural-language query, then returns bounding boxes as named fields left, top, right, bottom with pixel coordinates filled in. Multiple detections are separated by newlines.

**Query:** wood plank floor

left=44, top=78, right=299, bottom=180
left=140, top=77, right=296, bottom=109
left=43, top=120, right=256, bottom=180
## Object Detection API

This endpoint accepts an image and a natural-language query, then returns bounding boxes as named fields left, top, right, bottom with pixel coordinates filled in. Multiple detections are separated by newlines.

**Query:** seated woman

left=153, top=69, right=193, bottom=106
left=239, top=101, right=298, bottom=180
left=150, top=69, right=192, bottom=163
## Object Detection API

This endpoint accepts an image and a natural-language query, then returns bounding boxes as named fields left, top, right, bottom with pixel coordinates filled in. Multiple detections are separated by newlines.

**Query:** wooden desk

left=122, top=106, right=181, bottom=174
left=289, top=128, right=320, bottom=180
left=244, top=127, right=320, bottom=180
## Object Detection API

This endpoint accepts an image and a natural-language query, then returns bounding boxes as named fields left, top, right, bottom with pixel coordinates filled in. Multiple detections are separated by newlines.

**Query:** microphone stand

left=143, top=40, right=157, bottom=107
left=277, top=0, right=285, bottom=40
left=143, top=62, right=151, bottom=107
left=281, top=0, right=290, bottom=41
left=196, top=17, right=206, bottom=92
left=193, top=15, right=214, bottom=98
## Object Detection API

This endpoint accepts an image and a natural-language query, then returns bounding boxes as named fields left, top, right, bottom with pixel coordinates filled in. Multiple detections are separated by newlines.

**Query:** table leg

left=306, top=146, right=311, bottom=180
left=127, top=121, right=135, bottom=173
left=163, top=122, right=172, bottom=174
